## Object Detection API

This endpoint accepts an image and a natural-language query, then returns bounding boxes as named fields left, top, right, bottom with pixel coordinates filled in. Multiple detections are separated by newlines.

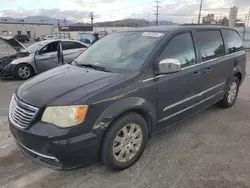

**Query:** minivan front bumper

left=9, top=121, right=100, bottom=170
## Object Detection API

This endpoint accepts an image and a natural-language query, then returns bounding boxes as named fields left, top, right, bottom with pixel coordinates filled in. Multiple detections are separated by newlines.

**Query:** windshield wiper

left=76, top=63, right=111, bottom=72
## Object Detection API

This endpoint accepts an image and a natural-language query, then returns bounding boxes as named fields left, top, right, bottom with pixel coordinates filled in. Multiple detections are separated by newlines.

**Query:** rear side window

left=62, top=42, right=86, bottom=50
left=159, top=32, right=196, bottom=68
left=196, top=30, right=224, bottom=61
left=223, top=29, right=244, bottom=54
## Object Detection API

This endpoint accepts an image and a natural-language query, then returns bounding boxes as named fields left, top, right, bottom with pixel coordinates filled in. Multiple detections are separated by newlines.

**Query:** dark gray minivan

left=9, top=25, right=246, bottom=170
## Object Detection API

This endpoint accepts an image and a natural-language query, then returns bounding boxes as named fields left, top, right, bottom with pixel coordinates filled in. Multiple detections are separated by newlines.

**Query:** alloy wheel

left=18, top=66, right=31, bottom=79
left=227, top=81, right=237, bottom=104
left=113, top=123, right=143, bottom=163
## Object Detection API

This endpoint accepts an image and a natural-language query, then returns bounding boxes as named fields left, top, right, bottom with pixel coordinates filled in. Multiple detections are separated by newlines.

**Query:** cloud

left=0, top=8, right=95, bottom=21
left=0, top=0, right=249, bottom=23
left=130, top=0, right=250, bottom=23
left=2, top=8, right=36, bottom=17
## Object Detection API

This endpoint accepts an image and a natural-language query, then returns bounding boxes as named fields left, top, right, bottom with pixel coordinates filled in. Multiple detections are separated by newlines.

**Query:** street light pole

left=198, top=0, right=203, bottom=24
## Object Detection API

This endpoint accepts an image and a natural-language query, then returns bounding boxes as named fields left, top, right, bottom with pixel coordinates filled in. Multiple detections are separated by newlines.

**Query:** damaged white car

left=0, top=36, right=89, bottom=79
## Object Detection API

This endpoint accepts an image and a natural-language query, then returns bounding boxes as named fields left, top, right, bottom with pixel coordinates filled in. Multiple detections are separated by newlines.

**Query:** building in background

left=0, top=21, right=54, bottom=39
left=229, top=6, right=238, bottom=27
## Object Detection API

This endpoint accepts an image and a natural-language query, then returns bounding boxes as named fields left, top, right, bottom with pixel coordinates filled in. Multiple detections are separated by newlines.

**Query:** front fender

left=93, top=97, right=157, bottom=139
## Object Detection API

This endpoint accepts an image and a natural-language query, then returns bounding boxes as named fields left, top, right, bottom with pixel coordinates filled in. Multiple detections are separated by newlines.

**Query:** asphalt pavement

left=0, top=50, right=250, bottom=188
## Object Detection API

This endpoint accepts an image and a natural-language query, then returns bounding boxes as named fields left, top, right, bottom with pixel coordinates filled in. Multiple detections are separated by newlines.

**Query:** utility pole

left=63, top=17, right=67, bottom=39
left=148, top=13, right=150, bottom=26
left=57, top=15, right=61, bottom=39
left=90, top=12, right=94, bottom=29
left=198, top=0, right=203, bottom=24
left=247, top=11, right=250, bottom=27
left=155, top=1, right=160, bottom=26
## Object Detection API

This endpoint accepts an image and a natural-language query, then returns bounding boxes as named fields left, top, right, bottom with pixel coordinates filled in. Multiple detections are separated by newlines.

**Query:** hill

left=0, top=16, right=173, bottom=27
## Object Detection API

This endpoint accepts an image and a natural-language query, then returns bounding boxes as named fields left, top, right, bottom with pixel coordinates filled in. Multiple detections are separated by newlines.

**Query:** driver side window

left=40, top=42, right=59, bottom=54
left=159, top=32, right=196, bottom=68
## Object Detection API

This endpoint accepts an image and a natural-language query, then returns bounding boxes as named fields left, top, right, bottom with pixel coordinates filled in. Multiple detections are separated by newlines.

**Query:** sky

left=0, top=0, right=250, bottom=23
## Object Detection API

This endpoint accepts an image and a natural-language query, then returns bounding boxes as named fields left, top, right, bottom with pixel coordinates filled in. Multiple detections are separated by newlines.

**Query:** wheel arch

left=94, top=97, right=157, bottom=141
left=234, top=72, right=242, bottom=83
left=14, top=63, right=35, bottom=78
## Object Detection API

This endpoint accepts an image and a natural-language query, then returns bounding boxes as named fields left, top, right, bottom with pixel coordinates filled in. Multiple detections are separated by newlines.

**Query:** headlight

left=41, top=105, right=88, bottom=128
left=3, top=63, right=11, bottom=69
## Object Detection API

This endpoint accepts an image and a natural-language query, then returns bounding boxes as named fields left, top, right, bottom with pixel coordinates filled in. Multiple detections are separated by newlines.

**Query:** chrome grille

left=9, top=95, right=39, bottom=129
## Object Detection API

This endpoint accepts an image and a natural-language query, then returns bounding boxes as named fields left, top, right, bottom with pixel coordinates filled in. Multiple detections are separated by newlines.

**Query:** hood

left=17, top=64, right=126, bottom=107
left=0, top=35, right=27, bottom=52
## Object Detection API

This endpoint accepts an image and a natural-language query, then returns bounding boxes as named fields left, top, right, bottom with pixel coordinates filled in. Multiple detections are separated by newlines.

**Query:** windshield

left=74, top=31, right=165, bottom=71
left=24, top=41, right=49, bottom=53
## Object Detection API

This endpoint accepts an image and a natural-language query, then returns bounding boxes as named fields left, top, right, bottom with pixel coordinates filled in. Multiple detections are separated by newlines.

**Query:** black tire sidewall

left=101, top=113, right=148, bottom=171
left=14, top=64, right=33, bottom=80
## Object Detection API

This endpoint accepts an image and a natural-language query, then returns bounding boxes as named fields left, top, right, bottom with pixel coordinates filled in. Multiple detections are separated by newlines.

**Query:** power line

left=155, top=1, right=160, bottom=26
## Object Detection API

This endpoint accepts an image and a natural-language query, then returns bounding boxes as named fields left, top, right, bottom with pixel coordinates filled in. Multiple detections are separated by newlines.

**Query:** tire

left=218, top=77, right=239, bottom=108
left=14, top=64, right=33, bottom=80
left=101, top=112, right=148, bottom=171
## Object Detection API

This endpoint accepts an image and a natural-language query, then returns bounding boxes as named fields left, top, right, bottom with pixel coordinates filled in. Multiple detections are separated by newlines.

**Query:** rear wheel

left=14, top=64, right=33, bottom=80
left=101, top=113, right=148, bottom=170
left=218, top=77, right=239, bottom=108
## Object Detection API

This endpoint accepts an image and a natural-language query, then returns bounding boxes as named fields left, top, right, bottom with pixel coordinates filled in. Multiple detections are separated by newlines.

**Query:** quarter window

left=223, top=29, right=244, bottom=54
left=196, top=30, right=224, bottom=61
left=159, top=32, right=196, bottom=68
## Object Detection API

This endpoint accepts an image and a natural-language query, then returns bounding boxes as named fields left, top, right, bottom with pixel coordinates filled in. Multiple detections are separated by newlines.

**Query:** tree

left=218, top=17, right=229, bottom=26
left=202, top=14, right=215, bottom=24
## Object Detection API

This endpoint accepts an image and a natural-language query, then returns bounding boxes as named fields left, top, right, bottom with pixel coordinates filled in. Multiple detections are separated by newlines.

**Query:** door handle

left=205, top=68, right=212, bottom=73
left=192, top=71, right=201, bottom=78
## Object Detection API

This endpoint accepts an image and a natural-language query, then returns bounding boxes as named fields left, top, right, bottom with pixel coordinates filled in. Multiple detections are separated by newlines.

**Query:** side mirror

left=157, top=59, right=181, bottom=74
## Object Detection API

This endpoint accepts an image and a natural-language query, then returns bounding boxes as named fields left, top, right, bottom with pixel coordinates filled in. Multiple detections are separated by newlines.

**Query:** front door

left=35, top=41, right=59, bottom=72
left=156, top=32, right=201, bottom=129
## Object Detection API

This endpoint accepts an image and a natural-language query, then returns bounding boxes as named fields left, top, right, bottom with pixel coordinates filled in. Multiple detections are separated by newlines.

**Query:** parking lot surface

left=0, top=48, right=250, bottom=188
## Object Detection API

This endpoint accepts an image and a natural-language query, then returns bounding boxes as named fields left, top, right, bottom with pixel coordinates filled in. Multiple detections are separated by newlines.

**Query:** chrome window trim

left=163, top=82, right=225, bottom=112
left=159, top=91, right=224, bottom=123
left=142, top=50, right=245, bottom=82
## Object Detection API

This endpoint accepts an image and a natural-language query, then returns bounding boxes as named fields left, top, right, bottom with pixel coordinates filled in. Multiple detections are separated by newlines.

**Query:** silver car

left=0, top=36, right=89, bottom=79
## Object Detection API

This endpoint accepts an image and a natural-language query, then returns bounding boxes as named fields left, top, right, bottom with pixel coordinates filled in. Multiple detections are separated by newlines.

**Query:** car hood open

left=0, top=35, right=28, bottom=53
left=17, top=64, right=126, bottom=107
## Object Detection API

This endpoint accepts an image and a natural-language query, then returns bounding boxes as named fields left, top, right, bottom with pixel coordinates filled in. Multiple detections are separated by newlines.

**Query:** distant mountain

left=72, top=22, right=91, bottom=26
left=94, top=19, right=173, bottom=27
left=0, top=16, right=173, bottom=27
left=0, top=16, right=74, bottom=26
left=151, top=21, right=174, bottom=26
left=0, top=17, right=16, bottom=22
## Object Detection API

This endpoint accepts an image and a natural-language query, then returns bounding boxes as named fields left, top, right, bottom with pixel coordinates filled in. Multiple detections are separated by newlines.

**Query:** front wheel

left=14, top=64, right=33, bottom=80
left=101, top=113, right=148, bottom=171
left=218, top=77, right=239, bottom=108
